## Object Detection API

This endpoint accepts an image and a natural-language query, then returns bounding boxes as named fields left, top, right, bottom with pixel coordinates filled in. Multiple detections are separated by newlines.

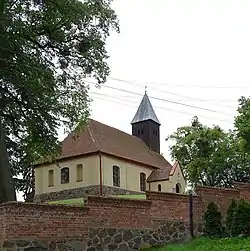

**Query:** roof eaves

left=33, top=151, right=100, bottom=167
left=147, top=178, right=169, bottom=183
left=99, top=151, right=159, bottom=169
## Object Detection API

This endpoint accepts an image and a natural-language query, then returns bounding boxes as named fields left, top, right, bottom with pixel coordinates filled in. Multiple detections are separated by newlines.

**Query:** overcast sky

left=87, top=0, right=250, bottom=161
left=18, top=0, right=250, bottom=200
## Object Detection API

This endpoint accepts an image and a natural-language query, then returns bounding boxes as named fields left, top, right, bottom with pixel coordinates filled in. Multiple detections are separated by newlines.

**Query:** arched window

left=48, top=170, right=54, bottom=187
left=140, top=172, right=146, bottom=192
left=76, top=164, right=83, bottom=182
left=158, top=184, right=161, bottom=192
left=113, top=165, right=120, bottom=187
left=176, top=183, right=181, bottom=193
left=61, top=167, right=69, bottom=184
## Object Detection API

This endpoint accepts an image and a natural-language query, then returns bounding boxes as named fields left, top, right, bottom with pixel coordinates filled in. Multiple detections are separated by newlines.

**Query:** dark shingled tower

left=131, top=90, right=160, bottom=153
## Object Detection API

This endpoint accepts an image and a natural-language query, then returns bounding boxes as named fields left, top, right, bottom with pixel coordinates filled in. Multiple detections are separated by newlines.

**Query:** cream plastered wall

left=35, top=155, right=99, bottom=194
left=101, top=155, right=154, bottom=192
left=149, top=164, right=186, bottom=193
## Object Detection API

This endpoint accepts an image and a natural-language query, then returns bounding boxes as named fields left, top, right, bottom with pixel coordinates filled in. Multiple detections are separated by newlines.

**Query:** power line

left=90, top=92, right=233, bottom=124
left=108, top=77, right=236, bottom=109
left=109, top=76, right=250, bottom=89
left=85, top=79, right=233, bottom=116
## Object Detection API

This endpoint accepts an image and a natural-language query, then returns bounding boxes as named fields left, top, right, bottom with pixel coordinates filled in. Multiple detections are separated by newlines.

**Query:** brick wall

left=0, top=202, right=89, bottom=240
left=1, top=182, right=250, bottom=250
left=196, top=185, right=240, bottom=216
left=86, top=196, right=152, bottom=229
left=0, top=207, right=5, bottom=242
left=147, top=192, right=193, bottom=222
left=234, top=182, right=250, bottom=200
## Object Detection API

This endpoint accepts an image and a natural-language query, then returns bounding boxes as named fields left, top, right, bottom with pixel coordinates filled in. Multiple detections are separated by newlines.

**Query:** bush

left=231, top=200, right=250, bottom=236
left=204, top=202, right=223, bottom=237
left=226, top=199, right=237, bottom=236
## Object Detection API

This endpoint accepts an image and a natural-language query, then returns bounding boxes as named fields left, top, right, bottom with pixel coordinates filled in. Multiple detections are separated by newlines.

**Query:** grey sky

left=17, top=0, right=250, bottom=200
left=88, top=0, right=250, bottom=161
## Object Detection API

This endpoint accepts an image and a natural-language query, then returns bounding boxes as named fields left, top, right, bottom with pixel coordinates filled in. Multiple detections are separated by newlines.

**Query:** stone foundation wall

left=2, top=221, right=189, bottom=251
left=3, top=183, right=250, bottom=250
left=34, top=185, right=143, bottom=202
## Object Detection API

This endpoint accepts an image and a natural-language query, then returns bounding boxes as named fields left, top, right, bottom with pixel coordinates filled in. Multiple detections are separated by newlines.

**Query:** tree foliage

left=230, top=200, right=250, bottom=236
left=235, top=97, right=250, bottom=152
left=204, top=202, right=223, bottom=238
left=168, top=116, right=250, bottom=188
left=226, top=199, right=237, bottom=236
left=0, top=0, right=119, bottom=202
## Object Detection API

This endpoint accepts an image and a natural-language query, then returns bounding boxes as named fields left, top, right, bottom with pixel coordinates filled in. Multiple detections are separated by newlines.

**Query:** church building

left=34, top=92, right=186, bottom=202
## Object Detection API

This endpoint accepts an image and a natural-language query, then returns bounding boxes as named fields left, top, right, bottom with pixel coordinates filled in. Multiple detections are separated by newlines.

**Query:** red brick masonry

left=0, top=182, right=250, bottom=241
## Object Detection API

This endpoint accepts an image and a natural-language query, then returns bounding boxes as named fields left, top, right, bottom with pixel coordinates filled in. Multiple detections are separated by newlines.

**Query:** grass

left=114, top=194, right=146, bottom=200
left=48, top=194, right=146, bottom=206
left=49, top=198, right=84, bottom=206
left=148, top=237, right=250, bottom=251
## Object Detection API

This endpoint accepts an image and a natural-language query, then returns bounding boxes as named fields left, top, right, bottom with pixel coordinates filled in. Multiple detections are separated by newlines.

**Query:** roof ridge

left=90, top=118, right=150, bottom=146
left=87, top=120, right=101, bottom=150
left=90, top=119, right=164, bottom=165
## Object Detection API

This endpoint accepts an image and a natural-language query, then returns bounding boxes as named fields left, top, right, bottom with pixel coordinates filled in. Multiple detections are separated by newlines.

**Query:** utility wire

left=85, top=79, right=233, bottom=116
left=109, top=76, right=250, bottom=89
left=91, top=92, right=233, bottom=124
left=108, top=77, right=237, bottom=109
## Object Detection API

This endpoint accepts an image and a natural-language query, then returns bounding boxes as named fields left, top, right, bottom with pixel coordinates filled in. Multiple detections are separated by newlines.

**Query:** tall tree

left=167, top=116, right=250, bottom=188
left=0, top=0, right=119, bottom=202
left=235, top=96, right=250, bottom=152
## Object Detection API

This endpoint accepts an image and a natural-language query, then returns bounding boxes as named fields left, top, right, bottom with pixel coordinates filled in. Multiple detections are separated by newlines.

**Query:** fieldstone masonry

left=3, top=183, right=247, bottom=251
left=34, top=185, right=143, bottom=202
left=1, top=221, right=189, bottom=251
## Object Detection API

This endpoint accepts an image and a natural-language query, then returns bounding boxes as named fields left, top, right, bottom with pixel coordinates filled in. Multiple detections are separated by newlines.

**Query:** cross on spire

left=145, top=86, right=147, bottom=94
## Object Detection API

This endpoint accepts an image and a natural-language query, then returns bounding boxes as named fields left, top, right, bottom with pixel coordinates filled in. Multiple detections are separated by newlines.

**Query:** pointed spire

left=131, top=92, right=160, bottom=125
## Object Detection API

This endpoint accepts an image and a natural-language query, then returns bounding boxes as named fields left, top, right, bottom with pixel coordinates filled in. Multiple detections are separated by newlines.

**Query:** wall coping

left=0, top=201, right=89, bottom=212
left=233, top=182, right=250, bottom=188
left=196, top=185, right=239, bottom=192
left=146, top=191, right=199, bottom=199
left=86, top=196, right=152, bottom=208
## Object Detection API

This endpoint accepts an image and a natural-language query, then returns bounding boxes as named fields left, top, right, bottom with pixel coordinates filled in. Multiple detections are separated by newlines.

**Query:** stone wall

left=34, top=185, right=143, bottom=202
left=2, top=221, right=188, bottom=251
left=0, top=192, right=193, bottom=250
left=2, top=182, right=250, bottom=250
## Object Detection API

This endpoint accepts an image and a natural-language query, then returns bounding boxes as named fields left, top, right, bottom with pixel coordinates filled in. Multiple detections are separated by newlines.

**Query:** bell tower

left=131, top=89, right=160, bottom=153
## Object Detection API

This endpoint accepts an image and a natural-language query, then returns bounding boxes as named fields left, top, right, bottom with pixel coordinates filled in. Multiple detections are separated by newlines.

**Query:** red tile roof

left=36, top=119, right=173, bottom=180
left=147, top=161, right=173, bottom=182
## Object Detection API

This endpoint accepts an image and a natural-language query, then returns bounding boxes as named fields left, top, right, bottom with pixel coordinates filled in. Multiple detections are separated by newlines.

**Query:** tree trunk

left=0, top=117, right=16, bottom=203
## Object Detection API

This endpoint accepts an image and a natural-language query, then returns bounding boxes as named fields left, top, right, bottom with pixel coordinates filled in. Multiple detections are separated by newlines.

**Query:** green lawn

left=48, top=194, right=146, bottom=206
left=49, top=198, right=84, bottom=206
left=148, top=237, right=250, bottom=251
left=114, top=194, right=146, bottom=200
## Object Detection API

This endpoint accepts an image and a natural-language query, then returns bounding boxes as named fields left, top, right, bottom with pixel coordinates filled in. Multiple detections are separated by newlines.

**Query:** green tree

left=231, top=200, right=250, bottom=236
left=226, top=199, right=237, bottom=236
left=167, top=116, right=250, bottom=188
left=0, top=0, right=119, bottom=202
left=235, top=97, right=250, bottom=154
left=204, top=202, right=223, bottom=237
